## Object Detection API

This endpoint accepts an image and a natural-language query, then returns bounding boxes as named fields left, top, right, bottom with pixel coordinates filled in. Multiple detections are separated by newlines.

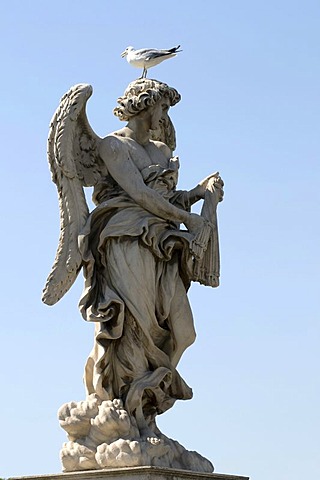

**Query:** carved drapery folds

left=44, top=80, right=223, bottom=473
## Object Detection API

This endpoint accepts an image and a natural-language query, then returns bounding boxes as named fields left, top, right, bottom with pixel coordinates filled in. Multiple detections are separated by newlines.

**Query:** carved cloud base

left=58, top=395, right=213, bottom=473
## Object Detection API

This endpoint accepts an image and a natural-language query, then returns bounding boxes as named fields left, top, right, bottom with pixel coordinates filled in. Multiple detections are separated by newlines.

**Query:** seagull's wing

left=146, top=50, right=172, bottom=60
left=134, top=46, right=181, bottom=61
left=145, top=45, right=181, bottom=60
left=134, top=47, right=157, bottom=56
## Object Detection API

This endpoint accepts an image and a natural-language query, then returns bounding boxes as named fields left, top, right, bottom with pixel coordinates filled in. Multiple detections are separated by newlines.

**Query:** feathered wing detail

left=42, top=84, right=103, bottom=306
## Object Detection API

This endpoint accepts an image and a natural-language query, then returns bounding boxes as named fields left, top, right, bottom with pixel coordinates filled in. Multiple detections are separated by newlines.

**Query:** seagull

left=121, top=45, right=182, bottom=78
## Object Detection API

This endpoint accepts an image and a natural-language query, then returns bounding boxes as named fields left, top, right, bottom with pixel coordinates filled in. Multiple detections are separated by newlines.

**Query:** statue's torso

left=93, top=134, right=175, bottom=205
left=110, top=133, right=170, bottom=171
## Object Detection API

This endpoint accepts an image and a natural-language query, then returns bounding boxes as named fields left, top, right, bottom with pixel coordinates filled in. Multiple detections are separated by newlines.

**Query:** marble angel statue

left=42, top=79, right=224, bottom=472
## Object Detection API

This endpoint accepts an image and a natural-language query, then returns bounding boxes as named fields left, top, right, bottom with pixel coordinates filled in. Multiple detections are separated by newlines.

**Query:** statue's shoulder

left=99, top=132, right=131, bottom=158
left=151, top=140, right=172, bottom=159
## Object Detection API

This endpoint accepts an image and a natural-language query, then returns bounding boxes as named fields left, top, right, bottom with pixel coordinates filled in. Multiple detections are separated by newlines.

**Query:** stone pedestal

left=9, top=467, right=249, bottom=480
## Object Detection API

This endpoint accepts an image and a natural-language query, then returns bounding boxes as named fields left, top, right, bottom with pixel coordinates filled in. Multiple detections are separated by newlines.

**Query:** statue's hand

left=184, top=213, right=207, bottom=235
left=197, top=172, right=224, bottom=200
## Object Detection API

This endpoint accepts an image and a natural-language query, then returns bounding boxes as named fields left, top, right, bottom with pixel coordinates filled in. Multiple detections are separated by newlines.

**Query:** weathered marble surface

left=43, top=79, right=223, bottom=472
left=9, top=466, right=249, bottom=480
left=58, top=395, right=213, bottom=472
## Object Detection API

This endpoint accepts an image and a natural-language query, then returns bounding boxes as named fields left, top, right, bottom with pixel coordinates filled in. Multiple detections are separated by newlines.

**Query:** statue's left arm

left=187, top=172, right=224, bottom=205
left=172, top=172, right=224, bottom=211
left=172, top=171, right=224, bottom=288
left=154, top=142, right=224, bottom=208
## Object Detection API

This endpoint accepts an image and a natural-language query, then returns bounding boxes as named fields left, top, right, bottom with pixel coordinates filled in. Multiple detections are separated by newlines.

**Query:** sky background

left=0, top=1, right=319, bottom=479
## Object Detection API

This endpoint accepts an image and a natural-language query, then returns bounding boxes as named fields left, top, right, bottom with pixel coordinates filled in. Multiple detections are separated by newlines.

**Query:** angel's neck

left=125, top=120, right=151, bottom=146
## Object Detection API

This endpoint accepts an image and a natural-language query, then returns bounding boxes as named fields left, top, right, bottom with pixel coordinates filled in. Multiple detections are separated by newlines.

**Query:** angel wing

left=42, top=84, right=103, bottom=306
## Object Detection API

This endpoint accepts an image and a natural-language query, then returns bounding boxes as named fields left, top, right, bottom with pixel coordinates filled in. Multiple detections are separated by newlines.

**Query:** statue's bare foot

left=139, top=426, right=162, bottom=443
left=147, top=436, right=162, bottom=445
left=144, top=435, right=170, bottom=458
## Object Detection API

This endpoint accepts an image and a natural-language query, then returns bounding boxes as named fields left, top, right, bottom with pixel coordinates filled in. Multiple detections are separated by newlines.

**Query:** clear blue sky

left=1, top=1, right=319, bottom=479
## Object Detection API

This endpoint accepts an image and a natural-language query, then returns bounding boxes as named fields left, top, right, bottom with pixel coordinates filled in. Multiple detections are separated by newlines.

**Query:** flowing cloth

left=78, top=164, right=220, bottom=422
left=79, top=165, right=197, bottom=422
left=192, top=178, right=221, bottom=287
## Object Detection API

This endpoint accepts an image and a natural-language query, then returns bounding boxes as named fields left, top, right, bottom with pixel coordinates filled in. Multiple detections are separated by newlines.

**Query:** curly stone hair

left=113, top=78, right=181, bottom=121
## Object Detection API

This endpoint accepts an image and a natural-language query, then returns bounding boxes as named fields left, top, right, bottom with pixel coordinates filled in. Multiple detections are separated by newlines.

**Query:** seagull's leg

left=139, top=68, right=144, bottom=79
left=142, top=67, right=147, bottom=78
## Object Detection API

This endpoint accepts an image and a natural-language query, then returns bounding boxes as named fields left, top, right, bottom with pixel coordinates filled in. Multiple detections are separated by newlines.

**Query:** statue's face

left=149, top=97, right=170, bottom=131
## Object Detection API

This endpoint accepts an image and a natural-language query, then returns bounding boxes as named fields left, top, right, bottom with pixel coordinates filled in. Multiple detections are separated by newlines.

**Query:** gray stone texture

left=43, top=79, right=224, bottom=473
left=9, top=467, right=249, bottom=480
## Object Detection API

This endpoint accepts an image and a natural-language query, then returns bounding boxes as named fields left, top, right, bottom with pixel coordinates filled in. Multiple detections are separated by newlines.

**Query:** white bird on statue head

left=121, top=45, right=182, bottom=78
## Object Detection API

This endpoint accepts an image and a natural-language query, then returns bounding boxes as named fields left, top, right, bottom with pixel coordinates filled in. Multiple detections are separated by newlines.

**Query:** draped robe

left=78, top=156, right=197, bottom=426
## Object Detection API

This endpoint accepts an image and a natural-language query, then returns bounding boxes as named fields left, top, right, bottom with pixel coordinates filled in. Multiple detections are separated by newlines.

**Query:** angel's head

left=113, top=79, right=181, bottom=151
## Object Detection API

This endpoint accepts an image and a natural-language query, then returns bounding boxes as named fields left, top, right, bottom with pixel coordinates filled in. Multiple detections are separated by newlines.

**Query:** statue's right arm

left=99, top=137, right=204, bottom=233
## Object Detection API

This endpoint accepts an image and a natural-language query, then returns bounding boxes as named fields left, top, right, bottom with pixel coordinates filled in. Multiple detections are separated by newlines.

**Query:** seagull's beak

left=121, top=50, right=127, bottom=58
